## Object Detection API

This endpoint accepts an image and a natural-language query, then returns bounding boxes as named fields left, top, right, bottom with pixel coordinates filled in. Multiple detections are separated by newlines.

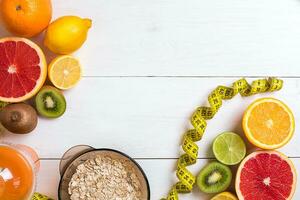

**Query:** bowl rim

left=58, top=147, right=151, bottom=200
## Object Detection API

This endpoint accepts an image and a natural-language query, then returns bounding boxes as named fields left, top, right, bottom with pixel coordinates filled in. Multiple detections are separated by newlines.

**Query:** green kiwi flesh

left=35, top=86, right=66, bottom=118
left=197, top=161, right=232, bottom=193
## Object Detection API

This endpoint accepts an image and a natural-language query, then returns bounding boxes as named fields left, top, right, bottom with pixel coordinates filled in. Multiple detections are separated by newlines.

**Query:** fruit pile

left=196, top=98, right=297, bottom=200
left=0, top=0, right=91, bottom=134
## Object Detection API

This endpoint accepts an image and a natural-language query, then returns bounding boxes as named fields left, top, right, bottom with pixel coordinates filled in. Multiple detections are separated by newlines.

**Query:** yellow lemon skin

left=44, top=16, right=92, bottom=54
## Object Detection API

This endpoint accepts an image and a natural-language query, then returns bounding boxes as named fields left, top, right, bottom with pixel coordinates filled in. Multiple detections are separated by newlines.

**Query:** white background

left=1, top=0, right=300, bottom=199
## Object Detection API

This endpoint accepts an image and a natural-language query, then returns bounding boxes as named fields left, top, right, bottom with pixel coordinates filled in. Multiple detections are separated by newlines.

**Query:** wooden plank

left=35, top=0, right=300, bottom=76
left=37, top=158, right=300, bottom=199
left=2, top=0, right=300, bottom=76
left=3, top=77, right=300, bottom=158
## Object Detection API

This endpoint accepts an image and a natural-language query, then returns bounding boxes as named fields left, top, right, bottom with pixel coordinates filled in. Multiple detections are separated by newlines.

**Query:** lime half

left=213, top=132, right=246, bottom=165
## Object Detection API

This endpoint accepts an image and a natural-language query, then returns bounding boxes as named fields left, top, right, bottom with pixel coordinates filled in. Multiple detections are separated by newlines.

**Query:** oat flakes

left=68, top=155, right=142, bottom=200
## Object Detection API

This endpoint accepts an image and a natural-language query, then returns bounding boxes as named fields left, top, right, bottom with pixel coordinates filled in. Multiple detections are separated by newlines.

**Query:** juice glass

left=0, top=143, right=39, bottom=200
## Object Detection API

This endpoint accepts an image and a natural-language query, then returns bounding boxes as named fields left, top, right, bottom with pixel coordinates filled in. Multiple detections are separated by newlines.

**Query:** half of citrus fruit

left=48, top=55, right=82, bottom=90
left=213, top=132, right=246, bottom=165
left=236, top=151, right=297, bottom=200
left=211, top=192, right=238, bottom=200
left=243, top=98, right=294, bottom=149
left=0, top=37, right=47, bottom=102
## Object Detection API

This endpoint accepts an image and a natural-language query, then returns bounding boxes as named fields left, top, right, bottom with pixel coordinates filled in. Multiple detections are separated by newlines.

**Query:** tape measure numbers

left=162, top=78, right=283, bottom=200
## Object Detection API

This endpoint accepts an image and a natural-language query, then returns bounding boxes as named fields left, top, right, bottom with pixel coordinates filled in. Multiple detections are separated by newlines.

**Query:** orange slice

left=243, top=98, right=294, bottom=149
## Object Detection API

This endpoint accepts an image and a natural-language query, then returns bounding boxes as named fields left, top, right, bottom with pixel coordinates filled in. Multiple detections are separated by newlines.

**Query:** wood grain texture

left=49, top=0, right=300, bottom=76
left=1, top=0, right=300, bottom=199
left=2, top=77, right=299, bottom=158
left=38, top=158, right=300, bottom=200
left=3, top=0, right=300, bottom=76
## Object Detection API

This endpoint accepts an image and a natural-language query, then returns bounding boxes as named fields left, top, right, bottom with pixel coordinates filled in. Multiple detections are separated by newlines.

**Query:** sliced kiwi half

left=35, top=86, right=66, bottom=118
left=197, top=161, right=232, bottom=194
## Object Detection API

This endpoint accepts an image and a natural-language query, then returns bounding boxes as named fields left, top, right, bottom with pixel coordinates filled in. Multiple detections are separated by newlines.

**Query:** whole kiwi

left=0, top=103, right=38, bottom=134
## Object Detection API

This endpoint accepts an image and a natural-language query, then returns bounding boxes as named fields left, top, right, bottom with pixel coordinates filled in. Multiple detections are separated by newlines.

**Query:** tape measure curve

left=162, top=78, right=283, bottom=200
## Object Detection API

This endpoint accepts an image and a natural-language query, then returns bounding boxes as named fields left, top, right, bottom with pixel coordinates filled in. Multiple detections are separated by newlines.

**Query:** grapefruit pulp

left=236, top=151, right=297, bottom=200
left=0, top=37, right=47, bottom=102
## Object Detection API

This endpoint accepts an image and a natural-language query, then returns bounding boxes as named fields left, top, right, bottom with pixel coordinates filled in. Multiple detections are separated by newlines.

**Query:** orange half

left=243, top=98, right=294, bottom=149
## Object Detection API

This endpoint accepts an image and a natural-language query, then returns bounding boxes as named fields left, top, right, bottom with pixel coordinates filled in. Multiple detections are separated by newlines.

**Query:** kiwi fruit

left=35, top=86, right=66, bottom=118
left=197, top=161, right=232, bottom=193
left=0, top=103, right=38, bottom=134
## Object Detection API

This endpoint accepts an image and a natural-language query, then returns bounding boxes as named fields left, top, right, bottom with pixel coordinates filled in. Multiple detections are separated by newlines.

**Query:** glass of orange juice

left=0, top=143, right=40, bottom=200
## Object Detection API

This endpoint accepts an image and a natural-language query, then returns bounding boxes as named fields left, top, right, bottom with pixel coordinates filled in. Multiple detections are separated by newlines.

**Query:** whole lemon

left=44, top=16, right=92, bottom=54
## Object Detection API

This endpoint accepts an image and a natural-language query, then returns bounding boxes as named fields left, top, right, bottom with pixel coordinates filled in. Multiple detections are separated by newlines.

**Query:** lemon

left=211, top=192, right=238, bottom=200
left=44, top=16, right=92, bottom=54
left=48, top=55, right=82, bottom=90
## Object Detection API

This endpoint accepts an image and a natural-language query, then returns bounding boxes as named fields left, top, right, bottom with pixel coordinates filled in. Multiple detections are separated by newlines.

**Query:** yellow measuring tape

left=162, top=78, right=283, bottom=200
left=32, top=193, right=54, bottom=200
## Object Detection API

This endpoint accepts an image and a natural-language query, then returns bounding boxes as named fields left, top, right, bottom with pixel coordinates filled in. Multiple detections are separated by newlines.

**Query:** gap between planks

left=37, top=76, right=299, bottom=160
left=82, top=75, right=300, bottom=79
left=39, top=157, right=300, bottom=160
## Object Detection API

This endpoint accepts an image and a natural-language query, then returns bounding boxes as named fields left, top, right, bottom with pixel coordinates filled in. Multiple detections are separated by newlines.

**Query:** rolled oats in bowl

left=58, top=148, right=150, bottom=200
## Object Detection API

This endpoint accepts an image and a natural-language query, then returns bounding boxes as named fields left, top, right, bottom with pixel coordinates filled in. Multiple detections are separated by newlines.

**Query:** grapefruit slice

left=236, top=151, right=297, bottom=200
left=0, top=37, right=47, bottom=102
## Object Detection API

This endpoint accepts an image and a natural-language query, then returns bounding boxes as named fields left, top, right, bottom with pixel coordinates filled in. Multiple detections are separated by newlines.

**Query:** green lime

left=212, top=132, right=246, bottom=165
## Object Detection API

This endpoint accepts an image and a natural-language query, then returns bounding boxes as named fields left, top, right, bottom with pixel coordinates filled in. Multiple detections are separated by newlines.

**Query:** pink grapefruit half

left=236, top=151, right=297, bottom=200
left=0, top=37, right=47, bottom=102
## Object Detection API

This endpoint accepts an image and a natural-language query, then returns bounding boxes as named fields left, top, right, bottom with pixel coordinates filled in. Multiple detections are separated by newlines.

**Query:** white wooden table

left=1, top=0, right=300, bottom=199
